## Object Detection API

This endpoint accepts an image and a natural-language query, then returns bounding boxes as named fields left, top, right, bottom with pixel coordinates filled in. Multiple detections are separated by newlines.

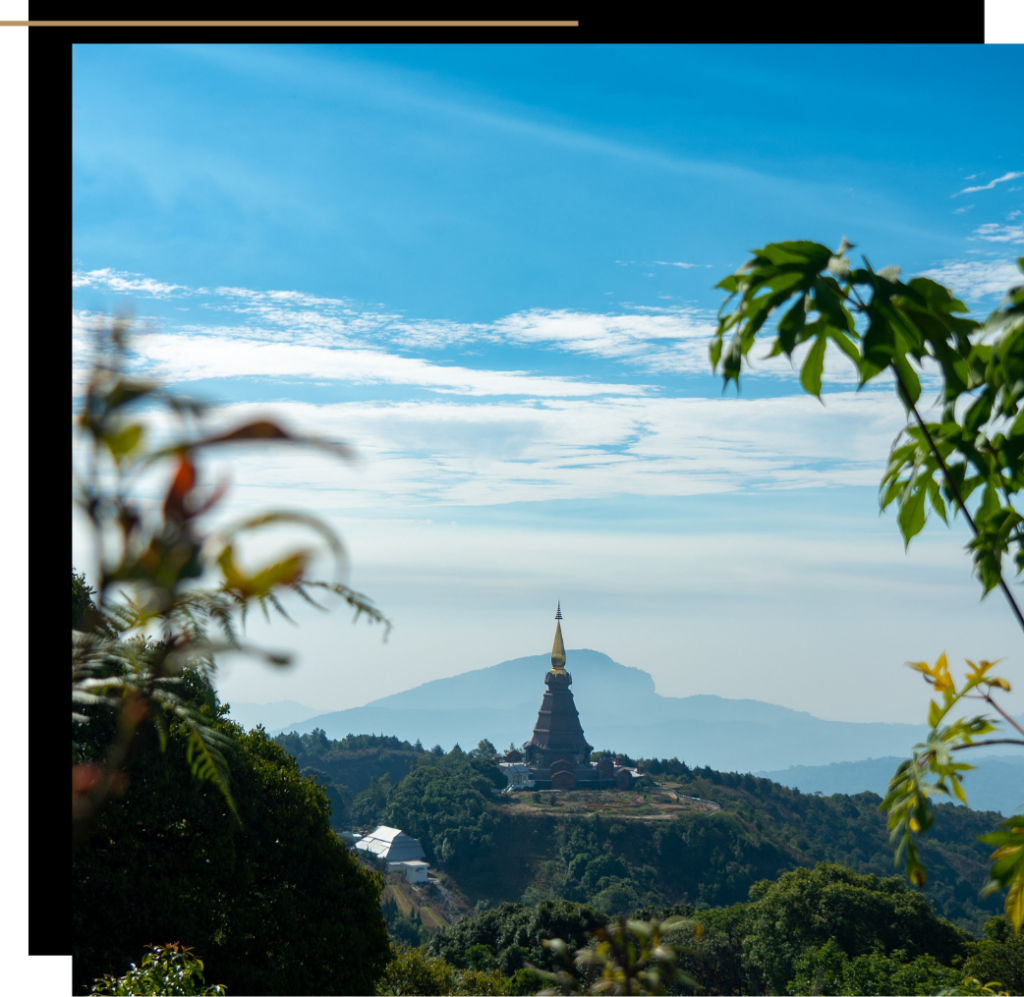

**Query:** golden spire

left=550, top=602, right=566, bottom=671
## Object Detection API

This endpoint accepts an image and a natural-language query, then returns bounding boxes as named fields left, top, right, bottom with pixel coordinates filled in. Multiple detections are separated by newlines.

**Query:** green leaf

left=800, top=334, right=828, bottom=397
left=775, top=297, right=807, bottom=356
left=891, top=351, right=922, bottom=406
left=104, top=423, right=143, bottom=460
left=897, top=483, right=928, bottom=547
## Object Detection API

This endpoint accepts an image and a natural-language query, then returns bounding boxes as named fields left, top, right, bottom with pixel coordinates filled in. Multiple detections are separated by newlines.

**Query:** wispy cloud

left=654, top=261, right=713, bottom=269
left=143, top=333, right=649, bottom=398
left=919, top=259, right=1022, bottom=300
left=972, top=223, right=1024, bottom=245
left=958, top=171, right=1024, bottom=195
left=73, top=268, right=875, bottom=412
left=491, top=308, right=715, bottom=369
left=73, top=267, right=187, bottom=297
left=73, top=267, right=728, bottom=378
left=183, top=391, right=906, bottom=509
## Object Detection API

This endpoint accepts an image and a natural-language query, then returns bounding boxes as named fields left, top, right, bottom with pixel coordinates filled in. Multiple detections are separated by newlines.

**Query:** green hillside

left=276, top=733, right=1005, bottom=935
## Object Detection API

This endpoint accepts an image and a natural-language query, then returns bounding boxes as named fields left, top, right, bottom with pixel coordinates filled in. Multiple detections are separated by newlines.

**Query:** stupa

left=504, top=604, right=636, bottom=791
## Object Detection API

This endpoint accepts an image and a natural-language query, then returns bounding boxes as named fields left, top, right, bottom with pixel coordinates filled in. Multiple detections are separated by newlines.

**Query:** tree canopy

left=741, top=863, right=971, bottom=994
left=72, top=671, right=390, bottom=995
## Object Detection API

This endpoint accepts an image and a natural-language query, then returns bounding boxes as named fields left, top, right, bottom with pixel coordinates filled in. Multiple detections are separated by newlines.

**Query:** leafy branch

left=712, top=244, right=1024, bottom=627
left=712, top=245, right=1024, bottom=931
left=880, top=654, right=1024, bottom=931
left=72, top=316, right=390, bottom=848
left=532, top=916, right=699, bottom=995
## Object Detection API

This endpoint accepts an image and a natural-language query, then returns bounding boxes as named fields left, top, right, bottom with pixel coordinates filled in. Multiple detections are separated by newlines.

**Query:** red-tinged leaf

left=190, top=477, right=230, bottom=519
left=164, top=457, right=196, bottom=524
left=184, top=420, right=355, bottom=460
left=203, top=420, right=293, bottom=443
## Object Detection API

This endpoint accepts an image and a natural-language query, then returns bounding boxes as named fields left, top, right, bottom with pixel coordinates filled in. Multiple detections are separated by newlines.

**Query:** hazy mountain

left=260, top=648, right=962, bottom=772
left=756, top=754, right=1024, bottom=817
left=224, top=699, right=324, bottom=732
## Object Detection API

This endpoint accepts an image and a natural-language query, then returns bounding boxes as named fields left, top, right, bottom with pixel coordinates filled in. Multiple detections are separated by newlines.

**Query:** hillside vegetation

left=276, top=733, right=1005, bottom=934
left=424, top=867, right=1024, bottom=996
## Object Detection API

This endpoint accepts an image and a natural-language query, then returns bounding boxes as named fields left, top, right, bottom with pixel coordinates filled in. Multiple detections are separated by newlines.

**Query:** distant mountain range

left=756, top=755, right=1024, bottom=817
left=223, top=700, right=325, bottom=732
left=221, top=648, right=1022, bottom=775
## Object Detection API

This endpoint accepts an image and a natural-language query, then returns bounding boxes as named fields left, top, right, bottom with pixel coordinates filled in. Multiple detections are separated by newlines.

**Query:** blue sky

left=72, top=44, right=1024, bottom=723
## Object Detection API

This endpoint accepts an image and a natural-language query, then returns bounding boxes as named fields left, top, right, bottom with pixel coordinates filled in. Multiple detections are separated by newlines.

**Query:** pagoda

left=509, top=604, right=635, bottom=791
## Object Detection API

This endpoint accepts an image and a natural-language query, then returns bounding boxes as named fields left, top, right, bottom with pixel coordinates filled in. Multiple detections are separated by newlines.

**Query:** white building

left=397, top=860, right=430, bottom=884
left=355, top=825, right=429, bottom=878
left=498, top=761, right=535, bottom=791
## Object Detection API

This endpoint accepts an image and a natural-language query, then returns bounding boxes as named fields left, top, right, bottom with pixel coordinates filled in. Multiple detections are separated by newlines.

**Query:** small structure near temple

left=355, top=825, right=431, bottom=882
left=498, top=604, right=639, bottom=792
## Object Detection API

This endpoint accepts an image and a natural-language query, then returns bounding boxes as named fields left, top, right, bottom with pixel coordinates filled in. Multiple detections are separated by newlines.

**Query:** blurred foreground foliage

left=712, top=244, right=1024, bottom=928
left=72, top=318, right=392, bottom=992
left=73, top=317, right=388, bottom=847
left=87, top=942, right=226, bottom=996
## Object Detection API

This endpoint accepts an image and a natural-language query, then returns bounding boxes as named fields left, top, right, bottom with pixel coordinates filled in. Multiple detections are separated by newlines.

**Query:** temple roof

left=524, top=605, right=593, bottom=762
left=551, top=604, right=566, bottom=671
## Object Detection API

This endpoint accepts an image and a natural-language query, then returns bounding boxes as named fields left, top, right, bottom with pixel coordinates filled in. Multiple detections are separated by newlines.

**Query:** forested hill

left=275, top=730, right=1005, bottom=934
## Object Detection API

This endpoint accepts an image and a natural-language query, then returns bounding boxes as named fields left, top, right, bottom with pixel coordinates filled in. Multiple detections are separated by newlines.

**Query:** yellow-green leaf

left=105, top=423, right=144, bottom=459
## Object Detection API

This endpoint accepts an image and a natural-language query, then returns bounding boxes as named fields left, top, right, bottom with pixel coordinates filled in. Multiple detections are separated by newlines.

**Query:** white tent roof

left=354, top=825, right=425, bottom=862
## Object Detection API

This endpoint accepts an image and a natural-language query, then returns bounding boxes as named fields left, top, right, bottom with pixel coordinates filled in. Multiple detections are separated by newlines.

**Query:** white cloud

left=491, top=308, right=714, bottom=365
left=173, top=390, right=906, bottom=511
left=972, top=222, right=1024, bottom=245
left=654, top=261, right=713, bottom=269
left=918, top=259, right=1022, bottom=300
left=123, top=329, right=649, bottom=398
left=958, top=171, right=1024, bottom=195
left=73, top=266, right=732, bottom=377
left=72, top=267, right=187, bottom=296
left=71, top=266, right=897, bottom=416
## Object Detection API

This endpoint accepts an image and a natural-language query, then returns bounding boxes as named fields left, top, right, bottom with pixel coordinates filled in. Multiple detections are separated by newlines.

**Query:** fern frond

left=182, top=715, right=238, bottom=819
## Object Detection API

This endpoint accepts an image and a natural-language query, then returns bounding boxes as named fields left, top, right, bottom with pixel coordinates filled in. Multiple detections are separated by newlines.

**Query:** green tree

left=472, top=739, right=499, bottom=760
left=964, top=916, right=1024, bottom=995
left=382, top=750, right=504, bottom=871
left=300, top=765, right=352, bottom=828
left=73, top=671, right=390, bottom=995
left=352, top=772, right=395, bottom=828
left=712, top=244, right=1024, bottom=927
left=382, top=894, right=432, bottom=948
left=741, top=864, right=970, bottom=995
left=786, top=938, right=963, bottom=997
left=88, top=943, right=226, bottom=996
left=429, top=899, right=608, bottom=977
left=374, top=944, right=508, bottom=996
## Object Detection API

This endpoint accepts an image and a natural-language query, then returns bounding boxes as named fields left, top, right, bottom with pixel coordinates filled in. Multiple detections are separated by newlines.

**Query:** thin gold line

left=0, top=20, right=579, bottom=27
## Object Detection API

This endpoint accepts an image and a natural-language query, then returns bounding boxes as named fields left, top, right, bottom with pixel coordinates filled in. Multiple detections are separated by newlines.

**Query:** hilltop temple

left=499, top=604, right=638, bottom=792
